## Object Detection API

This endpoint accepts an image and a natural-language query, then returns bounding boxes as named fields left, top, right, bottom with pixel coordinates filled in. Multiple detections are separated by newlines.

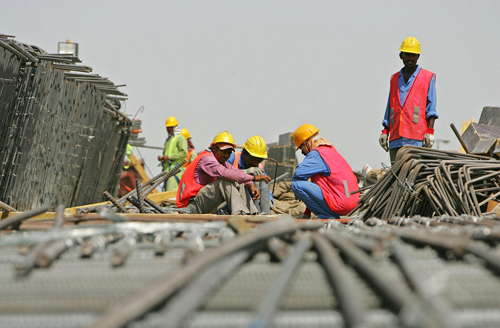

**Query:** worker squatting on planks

left=379, top=36, right=439, bottom=164
left=158, top=116, right=188, bottom=192
left=291, top=124, right=359, bottom=219
left=176, top=131, right=271, bottom=215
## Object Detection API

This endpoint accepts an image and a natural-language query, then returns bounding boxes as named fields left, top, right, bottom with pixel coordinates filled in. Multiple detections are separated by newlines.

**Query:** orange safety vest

left=389, top=68, right=434, bottom=141
left=182, top=150, right=193, bottom=168
left=176, top=150, right=215, bottom=208
left=232, top=152, right=264, bottom=170
left=311, top=145, right=359, bottom=215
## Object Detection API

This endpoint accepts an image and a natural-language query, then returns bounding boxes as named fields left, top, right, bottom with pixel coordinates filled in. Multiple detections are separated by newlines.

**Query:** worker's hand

left=243, top=167, right=263, bottom=176
left=379, top=129, right=389, bottom=152
left=254, top=174, right=272, bottom=183
left=157, top=155, right=169, bottom=162
left=249, top=183, right=261, bottom=200
left=423, top=128, right=435, bottom=148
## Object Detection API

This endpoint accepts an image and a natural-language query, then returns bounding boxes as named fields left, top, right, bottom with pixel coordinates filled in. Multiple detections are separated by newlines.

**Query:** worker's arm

left=198, top=155, right=254, bottom=184
left=292, top=151, right=330, bottom=182
left=427, top=117, right=435, bottom=129
left=381, top=94, right=391, bottom=130
left=422, top=76, right=438, bottom=147
left=426, top=75, right=438, bottom=123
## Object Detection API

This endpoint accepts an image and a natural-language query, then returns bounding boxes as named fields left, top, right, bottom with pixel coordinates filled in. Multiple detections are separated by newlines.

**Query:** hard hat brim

left=399, top=49, right=421, bottom=54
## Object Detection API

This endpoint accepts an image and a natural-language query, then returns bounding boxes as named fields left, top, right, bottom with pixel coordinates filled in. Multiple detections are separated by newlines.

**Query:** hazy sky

left=3, top=0, right=500, bottom=177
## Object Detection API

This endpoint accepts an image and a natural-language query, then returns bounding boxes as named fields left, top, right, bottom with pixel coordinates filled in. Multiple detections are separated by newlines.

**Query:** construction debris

left=462, top=107, right=500, bottom=157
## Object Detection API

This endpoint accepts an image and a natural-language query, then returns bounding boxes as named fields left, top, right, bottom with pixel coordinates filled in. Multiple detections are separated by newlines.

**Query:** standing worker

left=291, top=124, right=359, bottom=219
left=176, top=131, right=271, bottom=214
left=180, top=128, right=198, bottom=168
left=158, top=116, right=188, bottom=191
left=227, top=135, right=273, bottom=214
left=379, top=36, right=438, bottom=164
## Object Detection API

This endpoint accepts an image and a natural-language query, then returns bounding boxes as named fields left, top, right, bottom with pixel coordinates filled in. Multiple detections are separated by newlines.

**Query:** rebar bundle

left=2, top=208, right=500, bottom=327
left=350, top=146, right=500, bottom=220
left=0, top=36, right=130, bottom=211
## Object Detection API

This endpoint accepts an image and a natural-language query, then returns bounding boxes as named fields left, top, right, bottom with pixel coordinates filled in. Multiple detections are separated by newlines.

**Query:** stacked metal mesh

left=0, top=36, right=130, bottom=211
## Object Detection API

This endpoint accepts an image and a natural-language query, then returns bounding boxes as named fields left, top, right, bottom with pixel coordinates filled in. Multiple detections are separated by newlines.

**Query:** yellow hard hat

left=399, top=36, right=421, bottom=54
left=180, top=128, right=191, bottom=139
left=244, top=135, right=268, bottom=158
left=165, top=116, right=178, bottom=127
left=211, top=131, right=236, bottom=149
left=293, top=124, right=319, bottom=151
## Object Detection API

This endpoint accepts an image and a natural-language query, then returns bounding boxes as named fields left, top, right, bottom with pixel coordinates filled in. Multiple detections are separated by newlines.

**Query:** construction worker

left=291, top=124, right=359, bottom=219
left=379, top=36, right=438, bottom=164
left=226, top=135, right=273, bottom=214
left=123, top=144, right=134, bottom=170
left=176, top=131, right=271, bottom=214
left=158, top=116, right=188, bottom=191
left=180, top=128, right=197, bottom=168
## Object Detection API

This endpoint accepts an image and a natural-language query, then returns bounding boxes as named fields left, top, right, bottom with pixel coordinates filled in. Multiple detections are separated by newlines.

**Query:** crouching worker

left=227, top=135, right=273, bottom=214
left=291, top=124, right=359, bottom=219
left=176, top=131, right=272, bottom=214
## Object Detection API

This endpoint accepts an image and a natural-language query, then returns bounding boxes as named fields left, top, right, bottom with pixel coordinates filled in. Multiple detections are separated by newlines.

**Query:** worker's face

left=166, top=126, right=174, bottom=134
left=299, top=143, right=309, bottom=156
left=243, top=153, right=264, bottom=168
left=400, top=52, right=420, bottom=69
left=213, top=145, right=234, bottom=164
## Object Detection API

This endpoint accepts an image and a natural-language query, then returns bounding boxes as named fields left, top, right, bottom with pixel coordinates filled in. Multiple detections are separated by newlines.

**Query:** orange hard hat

left=293, top=124, right=319, bottom=151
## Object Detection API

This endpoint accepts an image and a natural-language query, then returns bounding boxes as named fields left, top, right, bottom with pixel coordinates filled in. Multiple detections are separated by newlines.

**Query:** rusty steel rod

left=103, top=191, right=128, bottom=213
left=249, top=235, right=312, bottom=328
left=450, top=123, right=471, bottom=154
left=89, top=219, right=322, bottom=328
left=312, top=233, right=368, bottom=328
left=0, top=205, right=50, bottom=230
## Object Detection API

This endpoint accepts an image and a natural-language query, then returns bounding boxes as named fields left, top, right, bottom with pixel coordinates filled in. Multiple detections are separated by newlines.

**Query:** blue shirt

left=292, top=150, right=330, bottom=181
left=227, top=152, right=273, bottom=202
left=382, top=65, right=438, bottom=149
